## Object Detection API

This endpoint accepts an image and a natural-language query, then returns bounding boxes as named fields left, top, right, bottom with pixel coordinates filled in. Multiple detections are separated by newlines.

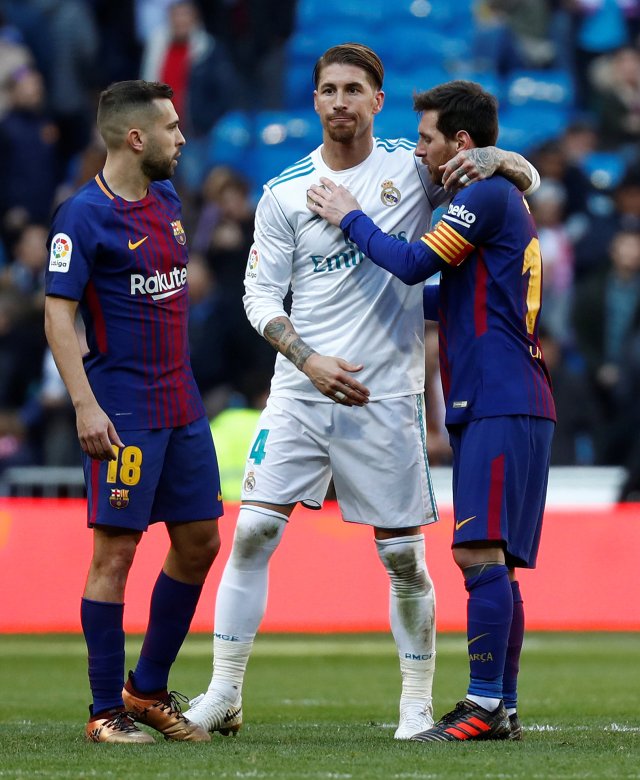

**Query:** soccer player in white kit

left=187, top=43, right=540, bottom=739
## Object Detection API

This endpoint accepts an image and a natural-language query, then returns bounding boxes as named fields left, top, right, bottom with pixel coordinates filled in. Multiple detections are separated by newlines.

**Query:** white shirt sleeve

left=243, top=186, right=295, bottom=336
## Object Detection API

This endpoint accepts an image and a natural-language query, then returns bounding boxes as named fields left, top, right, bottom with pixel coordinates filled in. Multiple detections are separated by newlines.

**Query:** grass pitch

left=0, top=632, right=638, bottom=779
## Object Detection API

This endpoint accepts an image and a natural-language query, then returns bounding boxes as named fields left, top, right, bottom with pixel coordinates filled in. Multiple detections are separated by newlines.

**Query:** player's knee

left=90, top=535, right=138, bottom=584
left=452, top=544, right=504, bottom=572
left=231, top=508, right=286, bottom=565
left=376, top=535, right=432, bottom=595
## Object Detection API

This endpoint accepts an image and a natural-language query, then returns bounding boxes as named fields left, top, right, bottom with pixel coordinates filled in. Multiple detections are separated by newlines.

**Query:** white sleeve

left=243, top=186, right=295, bottom=336
left=523, top=160, right=541, bottom=196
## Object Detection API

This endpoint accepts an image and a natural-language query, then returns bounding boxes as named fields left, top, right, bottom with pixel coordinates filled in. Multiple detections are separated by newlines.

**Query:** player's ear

left=373, top=89, right=384, bottom=114
left=127, top=127, right=144, bottom=153
left=455, top=129, right=473, bottom=151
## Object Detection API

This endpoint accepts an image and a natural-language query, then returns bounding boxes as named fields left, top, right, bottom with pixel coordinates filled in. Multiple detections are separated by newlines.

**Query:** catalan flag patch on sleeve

left=420, top=220, right=474, bottom=267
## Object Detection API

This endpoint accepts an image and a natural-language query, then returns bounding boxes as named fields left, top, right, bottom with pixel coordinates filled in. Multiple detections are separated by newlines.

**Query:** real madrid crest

left=109, top=488, right=130, bottom=510
left=380, top=180, right=401, bottom=207
left=244, top=471, right=256, bottom=493
left=170, top=219, right=187, bottom=245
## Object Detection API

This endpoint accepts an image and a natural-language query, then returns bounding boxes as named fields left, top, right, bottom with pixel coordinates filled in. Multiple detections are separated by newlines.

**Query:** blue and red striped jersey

left=341, top=175, right=556, bottom=425
left=45, top=172, right=205, bottom=430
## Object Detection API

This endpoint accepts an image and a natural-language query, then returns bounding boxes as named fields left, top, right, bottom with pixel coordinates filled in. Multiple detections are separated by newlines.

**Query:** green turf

left=0, top=633, right=638, bottom=779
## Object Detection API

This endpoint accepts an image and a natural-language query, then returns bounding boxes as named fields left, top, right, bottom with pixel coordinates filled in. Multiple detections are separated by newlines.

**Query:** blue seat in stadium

left=498, top=103, right=570, bottom=153
left=284, top=62, right=314, bottom=110
left=374, top=108, right=417, bottom=142
left=255, top=110, right=322, bottom=149
left=207, top=111, right=253, bottom=172
left=580, top=151, right=627, bottom=191
left=379, top=25, right=472, bottom=71
left=382, top=66, right=451, bottom=110
left=505, top=69, right=575, bottom=108
left=295, top=0, right=385, bottom=30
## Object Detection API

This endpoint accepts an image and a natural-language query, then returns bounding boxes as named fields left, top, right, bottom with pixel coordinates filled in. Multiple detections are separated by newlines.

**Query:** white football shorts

left=240, top=394, right=439, bottom=528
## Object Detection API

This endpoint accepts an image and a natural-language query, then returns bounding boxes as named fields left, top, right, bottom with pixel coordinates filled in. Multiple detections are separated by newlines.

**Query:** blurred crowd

left=0, top=0, right=639, bottom=501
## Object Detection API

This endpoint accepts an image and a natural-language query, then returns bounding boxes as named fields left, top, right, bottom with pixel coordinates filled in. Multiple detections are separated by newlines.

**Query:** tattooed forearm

left=490, top=148, right=532, bottom=192
left=264, top=316, right=317, bottom=371
left=466, top=147, right=499, bottom=179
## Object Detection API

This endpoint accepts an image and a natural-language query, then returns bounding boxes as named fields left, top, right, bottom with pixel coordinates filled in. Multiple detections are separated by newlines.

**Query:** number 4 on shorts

left=249, top=429, right=269, bottom=465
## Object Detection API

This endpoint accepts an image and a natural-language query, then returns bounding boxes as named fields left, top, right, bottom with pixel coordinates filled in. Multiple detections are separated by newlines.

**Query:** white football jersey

left=244, top=138, right=448, bottom=401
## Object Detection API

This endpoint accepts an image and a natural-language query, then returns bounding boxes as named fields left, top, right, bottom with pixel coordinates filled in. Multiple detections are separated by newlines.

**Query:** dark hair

left=97, top=80, right=174, bottom=146
left=313, top=43, right=384, bottom=91
left=413, top=80, right=499, bottom=147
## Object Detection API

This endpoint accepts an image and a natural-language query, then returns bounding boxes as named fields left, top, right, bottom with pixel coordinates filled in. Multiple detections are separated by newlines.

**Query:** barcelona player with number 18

left=309, top=80, right=555, bottom=742
left=45, top=80, right=223, bottom=744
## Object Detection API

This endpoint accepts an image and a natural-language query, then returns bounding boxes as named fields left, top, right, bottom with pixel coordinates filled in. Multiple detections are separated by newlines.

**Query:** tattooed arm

left=263, top=316, right=370, bottom=406
left=441, top=146, right=540, bottom=194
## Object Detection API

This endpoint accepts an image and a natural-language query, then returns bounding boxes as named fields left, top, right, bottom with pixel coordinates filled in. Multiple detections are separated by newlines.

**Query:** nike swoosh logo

left=128, top=236, right=149, bottom=250
left=468, top=632, right=490, bottom=647
left=455, top=514, right=476, bottom=531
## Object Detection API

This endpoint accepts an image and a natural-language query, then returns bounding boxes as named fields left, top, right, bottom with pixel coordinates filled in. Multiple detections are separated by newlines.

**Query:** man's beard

left=325, top=115, right=357, bottom=144
left=141, top=148, right=175, bottom=181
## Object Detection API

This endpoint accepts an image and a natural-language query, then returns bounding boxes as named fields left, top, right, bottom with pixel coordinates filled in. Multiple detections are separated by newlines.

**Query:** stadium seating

left=580, top=150, right=627, bottom=191
left=505, top=69, right=575, bottom=108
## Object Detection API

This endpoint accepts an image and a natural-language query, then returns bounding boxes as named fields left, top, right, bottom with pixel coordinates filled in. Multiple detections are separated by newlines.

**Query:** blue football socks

left=132, top=571, right=202, bottom=693
left=81, top=597, right=125, bottom=715
left=464, top=564, right=513, bottom=704
left=503, top=579, right=524, bottom=712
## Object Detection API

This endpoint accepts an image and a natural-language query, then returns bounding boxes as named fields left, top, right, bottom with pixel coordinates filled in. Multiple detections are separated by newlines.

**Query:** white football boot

left=394, top=696, right=434, bottom=740
left=185, top=691, right=243, bottom=736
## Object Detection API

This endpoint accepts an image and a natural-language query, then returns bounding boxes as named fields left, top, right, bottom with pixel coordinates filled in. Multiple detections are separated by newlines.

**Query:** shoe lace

left=437, top=700, right=471, bottom=726
left=105, top=711, right=138, bottom=733
left=157, top=690, right=189, bottom=719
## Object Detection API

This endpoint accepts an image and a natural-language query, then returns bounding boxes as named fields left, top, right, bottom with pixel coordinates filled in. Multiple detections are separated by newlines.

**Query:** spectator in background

left=0, top=223, right=48, bottom=311
left=572, top=166, right=640, bottom=277
left=0, top=9, right=33, bottom=119
left=529, top=179, right=575, bottom=344
left=475, top=0, right=559, bottom=71
left=572, top=228, right=640, bottom=463
left=538, top=327, right=598, bottom=464
left=563, top=0, right=634, bottom=108
left=140, top=0, right=236, bottom=137
left=616, top=325, right=640, bottom=499
left=0, top=66, right=61, bottom=243
left=92, top=0, right=143, bottom=85
left=31, top=0, right=99, bottom=168
left=193, top=166, right=276, bottom=385
left=589, top=45, right=640, bottom=151
left=531, top=137, right=595, bottom=220
left=187, top=255, right=237, bottom=403
left=200, top=0, right=297, bottom=111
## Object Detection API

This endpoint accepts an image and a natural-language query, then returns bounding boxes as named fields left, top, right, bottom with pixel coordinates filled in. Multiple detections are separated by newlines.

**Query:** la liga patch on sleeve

left=49, top=233, right=72, bottom=273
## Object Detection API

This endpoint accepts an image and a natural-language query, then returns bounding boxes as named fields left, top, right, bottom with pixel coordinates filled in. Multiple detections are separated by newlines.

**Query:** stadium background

left=0, top=0, right=639, bottom=634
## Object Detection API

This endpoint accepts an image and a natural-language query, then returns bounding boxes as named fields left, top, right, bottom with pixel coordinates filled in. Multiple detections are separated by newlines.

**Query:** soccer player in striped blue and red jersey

left=45, top=80, right=223, bottom=744
left=309, top=80, right=555, bottom=743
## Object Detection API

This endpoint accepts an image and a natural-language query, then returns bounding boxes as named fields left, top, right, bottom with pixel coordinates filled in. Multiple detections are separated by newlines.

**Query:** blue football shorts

left=83, top=415, right=223, bottom=531
left=448, top=415, right=554, bottom=568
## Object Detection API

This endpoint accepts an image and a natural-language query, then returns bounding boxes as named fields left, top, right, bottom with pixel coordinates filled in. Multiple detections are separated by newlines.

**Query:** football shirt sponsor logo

left=49, top=233, right=72, bottom=272
left=444, top=203, right=477, bottom=226
left=128, top=235, right=149, bottom=250
left=130, top=267, right=187, bottom=300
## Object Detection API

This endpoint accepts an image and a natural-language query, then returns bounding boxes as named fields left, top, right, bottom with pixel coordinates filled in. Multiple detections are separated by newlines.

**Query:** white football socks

left=375, top=534, right=436, bottom=703
left=207, top=506, right=287, bottom=698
